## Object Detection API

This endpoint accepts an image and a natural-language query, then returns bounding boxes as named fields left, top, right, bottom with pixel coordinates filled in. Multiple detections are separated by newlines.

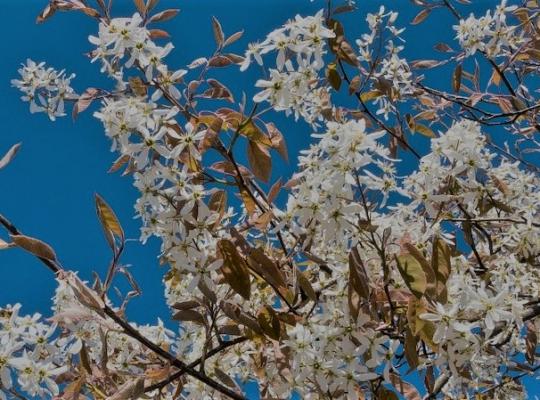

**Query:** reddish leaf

left=73, top=88, right=99, bottom=119
left=267, top=178, right=282, bottom=204
left=172, top=309, right=206, bottom=325
left=217, top=239, right=251, bottom=300
left=411, top=8, right=432, bottom=25
left=149, top=29, right=170, bottom=39
left=11, top=234, right=56, bottom=261
left=247, top=141, right=272, bottom=182
left=133, top=0, right=146, bottom=15
left=149, top=9, right=180, bottom=23
left=223, top=30, right=244, bottom=47
left=211, top=16, right=225, bottom=47
left=208, top=55, right=234, bottom=67
left=257, top=306, right=281, bottom=340
left=453, top=64, right=463, bottom=93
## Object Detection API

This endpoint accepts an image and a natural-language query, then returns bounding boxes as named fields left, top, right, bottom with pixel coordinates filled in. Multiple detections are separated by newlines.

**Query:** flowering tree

left=2, top=0, right=540, bottom=399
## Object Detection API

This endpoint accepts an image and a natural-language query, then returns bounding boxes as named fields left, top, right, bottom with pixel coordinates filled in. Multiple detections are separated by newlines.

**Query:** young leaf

left=247, top=140, right=272, bottom=182
left=267, top=123, right=288, bottom=162
left=257, top=305, right=281, bottom=340
left=108, top=154, right=131, bottom=174
left=239, top=188, right=257, bottom=216
left=453, top=64, right=462, bottom=93
left=149, top=29, right=170, bottom=39
left=108, top=377, right=145, bottom=400
left=247, top=247, right=288, bottom=296
left=297, top=270, right=317, bottom=302
left=404, top=243, right=436, bottom=298
left=404, top=327, right=419, bottom=370
left=36, top=5, right=56, bottom=23
left=208, top=55, right=234, bottom=67
left=411, top=8, right=431, bottom=25
left=172, top=300, right=200, bottom=311
left=73, top=88, right=99, bottom=119
left=11, top=234, right=57, bottom=261
left=267, top=178, right=282, bottom=204
left=414, top=123, right=436, bottom=138
left=526, top=321, right=537, bottom=364
left=149, top=9, right=180, bottom=23
left=326, top=63, right=342, bottom=91
left=208, top=189, right=227, bottom=225
left=0, top=143, right=22, bottom=170
left=348, top=75, right=361, bottom=95
left=349, top=247, right=370, bottom=300
left=217, top=239, right=251, bottom=300
left=95, top=193, right=124, bottom=252
left=133, top=0, right=146, bottom=15
left=215, top=368, right=239, bottom=389
left=390, top=374, right=422, bottom=400
left=223, top=30, right=244, bottom=47
left=172, top=309, right=206, bottom=325
left=211, top=16, right=225, bottom=47
left=396, top=254, right=427, bottom=298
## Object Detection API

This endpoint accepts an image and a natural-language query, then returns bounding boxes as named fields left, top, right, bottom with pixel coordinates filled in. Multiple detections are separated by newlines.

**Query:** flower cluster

left=0, top=303, right=68, bottom=399
left=391, top=120, right=539, bottom=397
left=355, top=6, right=413, bottom=120
left=89, top=13, right=180, bottom=82
left=277, top=118, right=395, bottom=246
left=454, top=1, right=522, bottom=57
left=11, top=59, right=76, bottom=121
left=242, top=10, right=335, bottom=125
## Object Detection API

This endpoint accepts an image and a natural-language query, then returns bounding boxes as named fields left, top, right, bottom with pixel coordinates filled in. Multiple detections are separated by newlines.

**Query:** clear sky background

left=1, top=0, right=537, bottom=398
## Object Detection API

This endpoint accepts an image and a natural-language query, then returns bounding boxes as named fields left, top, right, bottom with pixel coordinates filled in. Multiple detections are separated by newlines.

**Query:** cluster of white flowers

left=280, top=304, right=399, bottom=398
left=454, top=1, right=522, bottom=57
left=384, top=120, right=539, bottom=397
left=403, top=120, right=540, bottom=259
left=264, top=119, right=539, bottom=398
left=403, top=120, right=494, bottom=217
left=355, top=6, right=413, bottom=120
left=11, top=59, right=77, bottom=121
left=241, top=10, right=335, bottom=125
left=276, top=118, right=396, bottom=247
left=89, top=13, right=184, bottom=83
left=0, top=303, right=68, bottom=399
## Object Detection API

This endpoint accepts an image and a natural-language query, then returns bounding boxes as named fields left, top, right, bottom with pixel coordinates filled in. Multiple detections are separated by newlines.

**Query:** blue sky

left=0, top=0, right=537, bottom=398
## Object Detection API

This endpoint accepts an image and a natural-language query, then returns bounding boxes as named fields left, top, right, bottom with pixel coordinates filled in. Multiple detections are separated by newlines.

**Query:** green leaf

left=396, top=254, right=427, bottom=298
left=257, top=306, right=281, bottom=340
left=326, top=63, right=342, bottom=91
left=403, top=243, right=437, bottom=298
left=414, top=123, right=436, bottom=138
left=297, top=270, right=317, bottom=302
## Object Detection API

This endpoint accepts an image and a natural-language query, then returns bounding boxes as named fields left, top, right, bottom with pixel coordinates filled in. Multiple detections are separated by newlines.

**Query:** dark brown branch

left=144, top=337, right=247, bottom=393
